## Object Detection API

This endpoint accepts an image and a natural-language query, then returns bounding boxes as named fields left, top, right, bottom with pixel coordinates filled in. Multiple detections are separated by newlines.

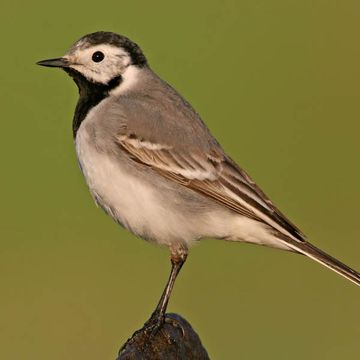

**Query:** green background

left=1, top=1, right=359, bottom=359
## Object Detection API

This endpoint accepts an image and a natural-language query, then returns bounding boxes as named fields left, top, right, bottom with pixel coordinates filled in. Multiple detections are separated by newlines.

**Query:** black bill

left=36, top=57, right=69, bottom=68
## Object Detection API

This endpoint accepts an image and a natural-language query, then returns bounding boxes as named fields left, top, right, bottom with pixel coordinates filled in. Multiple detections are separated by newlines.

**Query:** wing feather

left=116, top=134, right=306, bottom=241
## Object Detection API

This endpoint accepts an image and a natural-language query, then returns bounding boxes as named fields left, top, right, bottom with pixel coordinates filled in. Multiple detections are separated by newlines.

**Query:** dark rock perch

left=117, top=313, right=210, bottom=360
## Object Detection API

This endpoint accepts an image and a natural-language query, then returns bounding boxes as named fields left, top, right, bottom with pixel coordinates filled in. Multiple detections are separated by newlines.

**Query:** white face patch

left=109, top=65, right=141, bottom=96
left=65, top=44, right=131, bottom=84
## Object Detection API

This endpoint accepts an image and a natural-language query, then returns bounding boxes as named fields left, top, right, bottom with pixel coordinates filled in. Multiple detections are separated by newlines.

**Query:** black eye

left=92, top=51, right=104, bottom=63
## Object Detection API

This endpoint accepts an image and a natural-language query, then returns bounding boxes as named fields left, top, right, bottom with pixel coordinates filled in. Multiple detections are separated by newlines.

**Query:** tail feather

left=279, top=236, right=360, bottom=286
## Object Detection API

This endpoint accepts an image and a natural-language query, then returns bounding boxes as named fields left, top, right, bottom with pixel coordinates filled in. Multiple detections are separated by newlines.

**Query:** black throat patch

left=64, top=68, right=122, bottom=138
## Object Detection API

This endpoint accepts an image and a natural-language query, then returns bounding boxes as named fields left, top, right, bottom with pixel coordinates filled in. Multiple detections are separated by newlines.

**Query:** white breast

left=75, top=119, right=214, bottom=246
left=75, top=106, right=290, bottom=251
left=76, top=124, right=162, bottom=242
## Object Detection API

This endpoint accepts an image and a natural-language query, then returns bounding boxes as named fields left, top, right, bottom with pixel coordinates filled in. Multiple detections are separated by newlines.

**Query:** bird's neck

left=64, top=68, right=122, bottom=138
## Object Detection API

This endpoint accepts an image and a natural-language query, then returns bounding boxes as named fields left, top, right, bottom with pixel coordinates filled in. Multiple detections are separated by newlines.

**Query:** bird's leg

left=144, top=244, right=188, bottom=332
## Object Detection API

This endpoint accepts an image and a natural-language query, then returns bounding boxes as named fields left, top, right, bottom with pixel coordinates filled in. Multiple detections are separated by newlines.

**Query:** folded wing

left=116, top=133, right=306, bottom=242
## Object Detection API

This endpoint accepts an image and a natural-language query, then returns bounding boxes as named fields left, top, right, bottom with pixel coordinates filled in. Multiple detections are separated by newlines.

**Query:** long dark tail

left=280, top=237, right=360, bottom=286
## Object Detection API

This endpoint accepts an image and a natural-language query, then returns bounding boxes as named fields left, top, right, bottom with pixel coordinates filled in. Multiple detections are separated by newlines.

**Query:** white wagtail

left=37, top=31, right=360, bottom=327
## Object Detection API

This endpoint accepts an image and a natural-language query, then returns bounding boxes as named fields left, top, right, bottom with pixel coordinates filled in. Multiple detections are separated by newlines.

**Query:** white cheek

left=68, top=45, right=131, bottom=84
left=70, top=61, right=120, bottom=84
left=110, top=65, right=141, bottom=95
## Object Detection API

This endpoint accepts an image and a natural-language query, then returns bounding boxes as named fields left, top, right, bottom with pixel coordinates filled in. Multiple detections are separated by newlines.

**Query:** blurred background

left=1, top=1, right=359, bottom=359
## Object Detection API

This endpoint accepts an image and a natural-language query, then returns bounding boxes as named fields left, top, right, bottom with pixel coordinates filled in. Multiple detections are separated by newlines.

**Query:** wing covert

left=116, top=133, right=306, bottom=242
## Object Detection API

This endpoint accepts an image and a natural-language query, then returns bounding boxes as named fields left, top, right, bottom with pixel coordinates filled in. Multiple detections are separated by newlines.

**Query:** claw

left=143, top=312, right=166, bottom=338
left=165, top=316, right=186, bottom=337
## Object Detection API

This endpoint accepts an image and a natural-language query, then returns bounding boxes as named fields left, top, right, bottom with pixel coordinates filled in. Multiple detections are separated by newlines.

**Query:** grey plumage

left=75, top=68, right=295, bottom=247
left=37, top=31, right=360, bottom=321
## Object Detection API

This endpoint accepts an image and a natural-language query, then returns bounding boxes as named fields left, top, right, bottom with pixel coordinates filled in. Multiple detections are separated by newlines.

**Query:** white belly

left=75, top=123, right=211, bottom=246
left=75, top=121, right=290, bottom=251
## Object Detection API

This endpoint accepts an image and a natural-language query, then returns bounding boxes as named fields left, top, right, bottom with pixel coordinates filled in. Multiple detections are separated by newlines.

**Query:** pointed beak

left=36, top=57, right=69, bottom=68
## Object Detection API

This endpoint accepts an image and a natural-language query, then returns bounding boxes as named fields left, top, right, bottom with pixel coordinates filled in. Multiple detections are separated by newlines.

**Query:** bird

left=37, top=31, right=360, bottom=329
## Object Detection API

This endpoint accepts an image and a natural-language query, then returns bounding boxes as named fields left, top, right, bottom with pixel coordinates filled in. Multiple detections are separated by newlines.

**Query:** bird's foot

left=143, top=311, right=165, bottom=338
left=142, top=312, right=186, bottom=344
left=121, top=312, right=187, bottom=354
left=128, top=316, right=162, bottom=343
left=164, top=315, right=186, bottom=338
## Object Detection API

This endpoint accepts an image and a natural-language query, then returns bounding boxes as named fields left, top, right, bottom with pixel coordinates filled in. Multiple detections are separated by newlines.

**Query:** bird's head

left=37, top=31, right=147, bottom=89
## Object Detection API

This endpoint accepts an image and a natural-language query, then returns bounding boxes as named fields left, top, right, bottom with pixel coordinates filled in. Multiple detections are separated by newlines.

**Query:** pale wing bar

left=117, top=134, right=305, bottom=241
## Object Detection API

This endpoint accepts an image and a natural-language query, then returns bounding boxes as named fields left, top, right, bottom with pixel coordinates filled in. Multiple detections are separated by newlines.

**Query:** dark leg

left=145, top=245, right=188, bottom=330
